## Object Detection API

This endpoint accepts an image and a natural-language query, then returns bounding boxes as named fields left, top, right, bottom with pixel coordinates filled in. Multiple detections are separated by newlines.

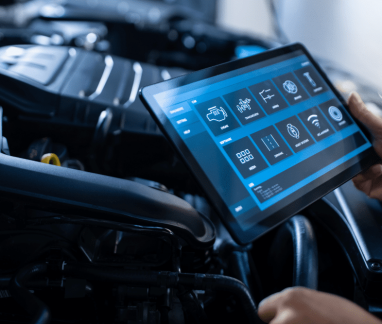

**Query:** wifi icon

left=307, top=114, right=320, bottom=128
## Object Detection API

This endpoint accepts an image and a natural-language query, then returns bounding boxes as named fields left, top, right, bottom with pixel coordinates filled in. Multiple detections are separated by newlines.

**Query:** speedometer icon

left=328, top=106, right=343, bottom=122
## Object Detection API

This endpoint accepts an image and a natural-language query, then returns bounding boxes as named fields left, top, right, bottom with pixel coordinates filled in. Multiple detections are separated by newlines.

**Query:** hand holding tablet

left=140, top=43, right=379, bottom=244
left=349, top=92, right=382, bottom=200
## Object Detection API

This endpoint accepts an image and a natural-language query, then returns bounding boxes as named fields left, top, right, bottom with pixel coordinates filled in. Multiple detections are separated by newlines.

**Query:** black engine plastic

left=0, top=45, right=186, bottom=134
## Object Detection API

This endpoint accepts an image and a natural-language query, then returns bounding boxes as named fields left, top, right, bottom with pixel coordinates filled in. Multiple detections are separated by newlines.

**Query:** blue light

left=235, top=45, right=267, bottom=58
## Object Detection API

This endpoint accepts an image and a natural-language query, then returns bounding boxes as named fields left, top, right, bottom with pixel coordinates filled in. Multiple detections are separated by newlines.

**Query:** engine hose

left=179, top=273, right=260, bottom=323
left=288, top=216, right=318, bottom=289
left=269, top=215, right=318, bottom=290
left=9, top=263, right=51, bottom=324
left=63, top=264, right=263, bottom=324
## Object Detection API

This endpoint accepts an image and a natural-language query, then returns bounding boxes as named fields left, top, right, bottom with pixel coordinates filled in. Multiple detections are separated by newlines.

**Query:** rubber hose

left=63, top=264, right=263, bottom=323
left=178, top=273, right=260, bottom=323
left=288, top=215, right=318, bottom=289
left=269, top=215, right=318, bottom=289
left=228, top=251, right=254, bottom=297
left=9, top=263, right=51, bottom=324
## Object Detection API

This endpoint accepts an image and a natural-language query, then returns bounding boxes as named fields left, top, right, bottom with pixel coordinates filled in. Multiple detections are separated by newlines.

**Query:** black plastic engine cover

left=0, top=45, right=186, bottom=134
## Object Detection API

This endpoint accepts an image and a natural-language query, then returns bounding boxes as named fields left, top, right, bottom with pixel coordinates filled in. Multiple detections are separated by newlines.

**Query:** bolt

left=370, top=262, right=382, bottom=270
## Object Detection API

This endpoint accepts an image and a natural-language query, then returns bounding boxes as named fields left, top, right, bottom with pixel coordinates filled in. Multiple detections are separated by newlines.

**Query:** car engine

left=0, top=1, right=382, bottom=324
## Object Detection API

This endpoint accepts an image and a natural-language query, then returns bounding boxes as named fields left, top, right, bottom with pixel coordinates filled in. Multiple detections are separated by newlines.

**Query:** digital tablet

left=140, top=43, right=379, bottom=245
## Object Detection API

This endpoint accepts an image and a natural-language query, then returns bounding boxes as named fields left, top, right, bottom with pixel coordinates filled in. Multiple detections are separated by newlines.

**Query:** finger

left=348, top=92, right=382, bottom=139
left=269, top=309, right=296, bottom=324
left=368, top=176, right=382, bottom=200
left=258, top=293, right=283, bottom=323
left=361, top=164, right=382, bottom=179
left=353, top=164, right=382, bottom=183
left=352, top=168, right=375, bottom=194
left=369, top=164, right=382, bottom=177
left=352, top=172, right=370, bottom=184
left=352, top=176, right=373, bottom=195
left=353, top=165, right=382, bottom=196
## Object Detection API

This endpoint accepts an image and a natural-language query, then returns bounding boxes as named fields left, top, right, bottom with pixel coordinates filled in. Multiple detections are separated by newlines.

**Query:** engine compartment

left=0, top=1, right=382, bottom=323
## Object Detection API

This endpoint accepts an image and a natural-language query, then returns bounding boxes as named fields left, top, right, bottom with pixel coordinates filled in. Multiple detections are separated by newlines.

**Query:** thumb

left=348, top=92, right=382, bottom=140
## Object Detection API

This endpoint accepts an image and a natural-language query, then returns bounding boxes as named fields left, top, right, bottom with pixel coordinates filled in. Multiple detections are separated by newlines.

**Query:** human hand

left=348, top=92, right=382, bottom=200
left=258, top=287, right=382, bottom=324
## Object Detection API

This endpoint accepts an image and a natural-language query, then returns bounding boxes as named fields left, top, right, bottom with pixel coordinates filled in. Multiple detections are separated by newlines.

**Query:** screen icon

left=223, top=137, right=268, bottom=178
left=276, top=116, right=314, bottom=153
left=283, top=80, right=298, bottom=94
left=206, top=106, right=228, bottom=122
left=223, top=88, right=265, bottom=125
left=272, top=73, right=309, bottom=105
left=307, top=114, right=320, bottom=128
left=328, top=106, right=343, bottom=122
left=318, top=100, right=353, bottom=131
left=251, top=126, right=293, bottom=165
left=236, top=149, right=254, bottom=164
left=248, top=80, right=288, bottom=115
left=259, top=89, right=275, bottom=103
left=261, top=135, right=280, bottom=151
left=294, top=66, right=328, bottom=97
left=303, top=72, right=317, bottom=87
left=287, top=124, right=300, bottom=139
left=194, top=97, right=240, bottom=136
left=298, top=107, right=335, bottom=142
left=236, top=98, right=252, bottom=113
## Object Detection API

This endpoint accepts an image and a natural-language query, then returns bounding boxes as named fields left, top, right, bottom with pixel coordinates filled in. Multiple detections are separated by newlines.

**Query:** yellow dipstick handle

left=41, top=153, right=61, bottom=166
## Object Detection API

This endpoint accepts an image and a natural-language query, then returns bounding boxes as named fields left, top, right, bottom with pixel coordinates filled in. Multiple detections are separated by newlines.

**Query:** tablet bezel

left=140, top=43, right=379, bottom=245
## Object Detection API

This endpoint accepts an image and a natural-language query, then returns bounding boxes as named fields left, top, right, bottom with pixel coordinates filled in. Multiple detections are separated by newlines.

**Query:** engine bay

left=0, top=1, right=382, bottom=323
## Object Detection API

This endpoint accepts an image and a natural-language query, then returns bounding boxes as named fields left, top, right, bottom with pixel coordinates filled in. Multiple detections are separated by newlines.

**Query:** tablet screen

left=141, top=44, right=377, bottom=244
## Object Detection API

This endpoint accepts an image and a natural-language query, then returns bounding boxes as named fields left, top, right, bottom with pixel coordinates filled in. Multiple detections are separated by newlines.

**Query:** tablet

left=140, top=43, right=379, bottom=245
